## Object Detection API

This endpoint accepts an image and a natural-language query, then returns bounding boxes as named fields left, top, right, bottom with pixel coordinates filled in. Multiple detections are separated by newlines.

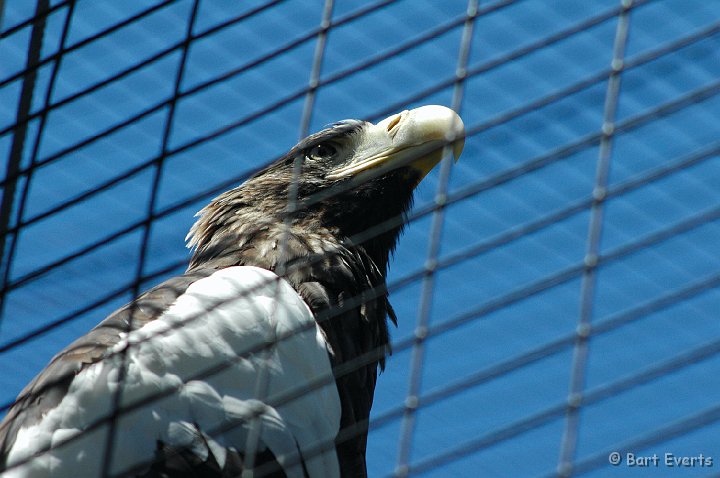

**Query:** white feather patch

left=5, top=266, right=341, bottom=478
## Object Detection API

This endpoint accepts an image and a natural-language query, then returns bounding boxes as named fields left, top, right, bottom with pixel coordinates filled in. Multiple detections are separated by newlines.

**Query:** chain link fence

left=1, top=0, right=719, bottom=476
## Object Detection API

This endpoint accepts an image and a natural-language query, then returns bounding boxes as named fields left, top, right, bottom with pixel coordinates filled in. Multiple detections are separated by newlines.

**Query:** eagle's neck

left=186, top=177, right=414, bottom=278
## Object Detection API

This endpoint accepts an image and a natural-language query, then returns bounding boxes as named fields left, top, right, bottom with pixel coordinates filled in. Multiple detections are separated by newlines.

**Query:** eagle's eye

left=306, top=143, right=337, bottom=161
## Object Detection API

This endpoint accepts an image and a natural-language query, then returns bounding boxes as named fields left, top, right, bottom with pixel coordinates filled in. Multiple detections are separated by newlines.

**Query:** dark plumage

left=0, top=105, right=464, bottom=478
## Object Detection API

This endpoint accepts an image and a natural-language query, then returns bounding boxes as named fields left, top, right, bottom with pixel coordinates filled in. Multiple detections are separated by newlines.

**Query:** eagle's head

left=187, top=105, right=465, bottom=272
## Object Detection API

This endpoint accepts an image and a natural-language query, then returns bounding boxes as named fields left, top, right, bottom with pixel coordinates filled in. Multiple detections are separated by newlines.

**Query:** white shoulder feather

left=5, top=266, right=340, bottom=478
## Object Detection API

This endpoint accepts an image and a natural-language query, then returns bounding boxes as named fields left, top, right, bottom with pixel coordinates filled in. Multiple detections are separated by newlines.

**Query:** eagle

left=0, top=105, right=465, bottom=478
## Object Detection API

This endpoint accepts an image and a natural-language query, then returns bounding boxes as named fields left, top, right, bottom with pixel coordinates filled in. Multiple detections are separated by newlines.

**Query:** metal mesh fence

left=1, top=0, right=719, bottom=476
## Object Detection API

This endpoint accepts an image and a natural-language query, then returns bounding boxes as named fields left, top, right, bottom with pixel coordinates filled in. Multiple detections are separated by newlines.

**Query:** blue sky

left=1, top=1, right=719, bottom=476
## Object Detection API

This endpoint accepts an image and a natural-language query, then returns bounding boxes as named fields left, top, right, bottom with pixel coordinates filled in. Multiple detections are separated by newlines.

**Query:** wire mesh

left=1, top=0, right=719, bottom=477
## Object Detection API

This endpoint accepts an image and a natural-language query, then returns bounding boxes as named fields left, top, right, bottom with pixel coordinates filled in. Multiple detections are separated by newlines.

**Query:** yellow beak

left=325, top=105, right=465, bottom=182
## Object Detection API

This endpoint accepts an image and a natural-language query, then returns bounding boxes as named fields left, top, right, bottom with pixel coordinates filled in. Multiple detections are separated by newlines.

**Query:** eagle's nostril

left=387, top=114, right=401, bottom=133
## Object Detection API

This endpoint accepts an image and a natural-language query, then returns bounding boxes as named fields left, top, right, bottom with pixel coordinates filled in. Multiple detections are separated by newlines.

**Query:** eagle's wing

left=0, top=266, right=340, bottom=478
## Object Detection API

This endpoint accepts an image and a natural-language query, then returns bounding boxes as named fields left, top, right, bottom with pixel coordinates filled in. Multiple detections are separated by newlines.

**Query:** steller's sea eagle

left=0, top=105, right=465, bottom=478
